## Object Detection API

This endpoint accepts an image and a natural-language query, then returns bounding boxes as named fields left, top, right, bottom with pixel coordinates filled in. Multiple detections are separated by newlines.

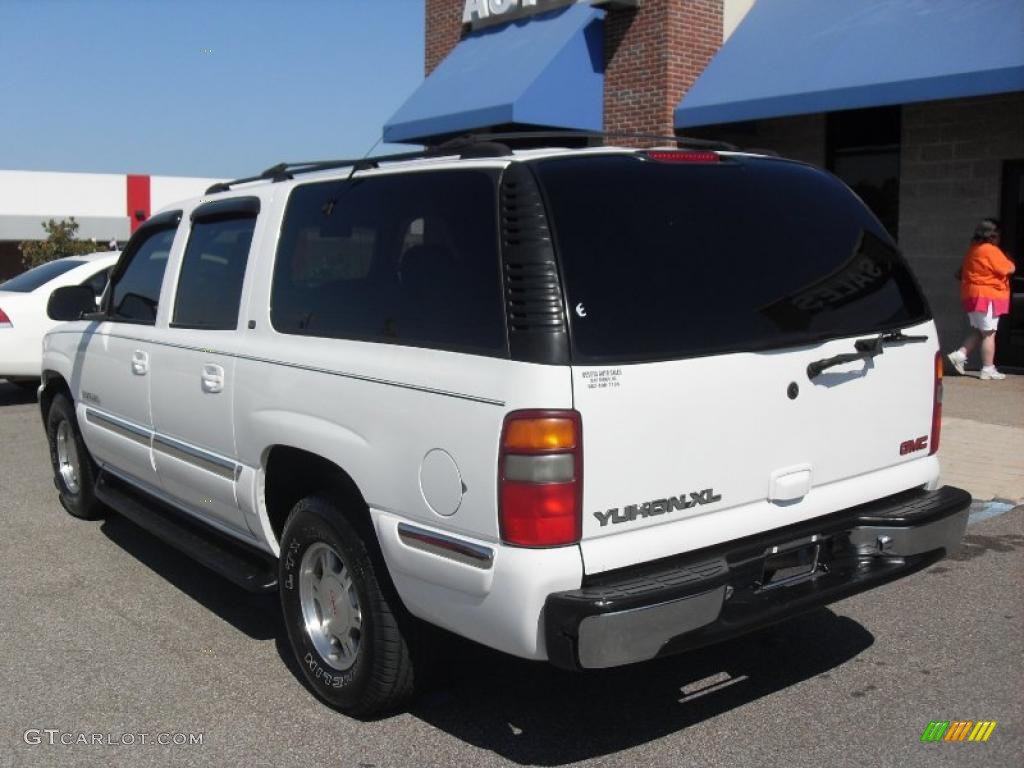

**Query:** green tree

left=18, top=218, right=99, bottom=268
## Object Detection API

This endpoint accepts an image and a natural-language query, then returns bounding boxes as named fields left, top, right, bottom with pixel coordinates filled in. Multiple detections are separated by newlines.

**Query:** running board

left=95, top=471, right=278, bottom=593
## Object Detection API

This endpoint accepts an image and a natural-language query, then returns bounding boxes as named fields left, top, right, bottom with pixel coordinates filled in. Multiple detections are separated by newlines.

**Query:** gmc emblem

left=900, top=435, right=928, bottom=455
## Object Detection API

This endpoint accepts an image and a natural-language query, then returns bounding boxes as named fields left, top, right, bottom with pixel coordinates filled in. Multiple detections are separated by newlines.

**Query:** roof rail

left=204, top=137, right=515, bottom=195
left=452, top=129, right=739, bottom=152
left=203, top=129, right=742, bottom=196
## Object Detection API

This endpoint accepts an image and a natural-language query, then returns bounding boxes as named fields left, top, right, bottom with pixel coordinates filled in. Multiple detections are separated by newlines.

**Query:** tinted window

left=109, top=228, right=176, bottom=323
left=272, top=171, right=505, bottom=355
left=0, top=259, right=85, bottom=292
left=80, top=267, right=112, bottom=300
left=533, top=155, right=929, bottom=363
left=172, top=217, right=255, bottom=329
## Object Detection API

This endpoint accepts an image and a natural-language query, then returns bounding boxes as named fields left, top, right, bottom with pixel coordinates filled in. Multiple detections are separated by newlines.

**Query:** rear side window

left=173, top=216, right=256, bottom=330
left=0, top=259, right=85, bottom=292
left=533, top=155, right=929, bottom=363
left=109, top=228, right=176, bottom=324
left=271, top=170, right=506, bottom=356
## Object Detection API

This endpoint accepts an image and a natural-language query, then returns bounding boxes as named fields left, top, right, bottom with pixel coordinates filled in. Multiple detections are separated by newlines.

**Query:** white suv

left=40, top=138, right=970, bottom=716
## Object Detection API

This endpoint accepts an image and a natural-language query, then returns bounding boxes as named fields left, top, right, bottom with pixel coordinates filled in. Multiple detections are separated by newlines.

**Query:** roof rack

left=456, top=129, right=738, bottom=151
left=204, top=130, right=740, bottom=195
left=204, top=137, right=515, bottom=195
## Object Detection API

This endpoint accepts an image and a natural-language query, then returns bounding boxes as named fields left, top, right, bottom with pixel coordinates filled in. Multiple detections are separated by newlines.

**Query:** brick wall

left=425, top=0, right=464, bottom=75
left=604, top=0, right=722, bottom=142
left=899, top=93, right=1024, bottom=352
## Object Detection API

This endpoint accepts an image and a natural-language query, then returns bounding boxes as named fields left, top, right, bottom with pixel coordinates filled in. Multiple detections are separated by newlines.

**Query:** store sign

left=462, top=0, right=636, bottom=30
left=462, top=0, right=582, bottom=29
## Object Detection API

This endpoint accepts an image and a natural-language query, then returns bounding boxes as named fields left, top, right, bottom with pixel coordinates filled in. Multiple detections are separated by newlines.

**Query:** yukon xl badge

left=593, top=488, right=722, bottom=527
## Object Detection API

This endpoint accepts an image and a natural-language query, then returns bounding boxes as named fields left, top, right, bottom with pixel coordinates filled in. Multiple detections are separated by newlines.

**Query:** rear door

left=533, top=154, right=938, bottom=571
left=149, top=198, right=260, bottom=538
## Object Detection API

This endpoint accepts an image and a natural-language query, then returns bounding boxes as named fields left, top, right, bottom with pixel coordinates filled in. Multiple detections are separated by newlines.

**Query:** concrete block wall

left=686, top=113, right=826, bottom=166
left=899, top=93, right=1024, bottom=351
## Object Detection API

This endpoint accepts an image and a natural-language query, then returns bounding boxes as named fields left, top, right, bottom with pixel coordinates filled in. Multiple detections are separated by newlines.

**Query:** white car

left=0, top=252, right=119, bottom=385
left=39, top=138, right=969, bottom=717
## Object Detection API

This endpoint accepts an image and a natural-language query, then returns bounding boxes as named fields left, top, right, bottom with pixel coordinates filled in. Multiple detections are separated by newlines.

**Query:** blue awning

left=676, top=0, right=1024, bottom=128
left=384, top=3, right=604, bottom=143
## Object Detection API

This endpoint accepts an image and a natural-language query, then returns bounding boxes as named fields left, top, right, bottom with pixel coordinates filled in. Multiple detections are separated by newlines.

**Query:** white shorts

left=968, top=303, right=999, bottom=332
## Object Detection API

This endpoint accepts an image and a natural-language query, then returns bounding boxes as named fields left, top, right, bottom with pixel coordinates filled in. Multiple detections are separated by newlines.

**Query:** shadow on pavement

left=98, top=507, right=875, bottom=762
left=0, top=379, right=38, bottom=406
left=99, top=513, right=282, bottom=640
left=408, top=610, right=874, bottom=765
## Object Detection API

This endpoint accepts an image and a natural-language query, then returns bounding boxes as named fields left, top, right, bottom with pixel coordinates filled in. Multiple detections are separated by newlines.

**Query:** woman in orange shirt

left=947, top=218, right=1016, bottom=380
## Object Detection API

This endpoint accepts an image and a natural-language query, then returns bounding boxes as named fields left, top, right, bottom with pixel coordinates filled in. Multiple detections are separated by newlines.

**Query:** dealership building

left=0, top=171, right=220, bottom=280
left=387, top=0, right=1024, bottom=369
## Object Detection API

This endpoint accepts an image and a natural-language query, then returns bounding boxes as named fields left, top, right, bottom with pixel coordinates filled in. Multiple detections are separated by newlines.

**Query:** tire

left=46, top=393, right=104, bottom=520
left=11, top=378, right=40, bottom=392
left=279, top=495, right=416, bottom=717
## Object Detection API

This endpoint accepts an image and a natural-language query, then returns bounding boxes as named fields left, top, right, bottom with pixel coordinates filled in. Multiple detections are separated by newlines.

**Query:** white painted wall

left=723, top=0, right=756, bottom=42
left=0, top=170, right=223, bottom=239
left=151, top=175, right=223, bottom=211
left=0, top=170, right=125, bottom=218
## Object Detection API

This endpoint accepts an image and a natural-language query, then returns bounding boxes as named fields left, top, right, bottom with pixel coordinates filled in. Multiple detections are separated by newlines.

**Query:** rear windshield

left=533, top=155, right=929, bottom=364
left=0, top=259, right=85, bottom=293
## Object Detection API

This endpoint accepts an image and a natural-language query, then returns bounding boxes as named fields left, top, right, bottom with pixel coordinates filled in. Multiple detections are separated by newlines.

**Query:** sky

left=0, top=0, right=426, bottom=179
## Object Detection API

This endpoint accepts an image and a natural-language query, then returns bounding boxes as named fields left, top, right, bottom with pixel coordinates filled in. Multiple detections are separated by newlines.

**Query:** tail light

left=498, top=410, right=582, bottom=547
left=0, top=307, right=11, bottom=328
left=644, top=150, right=720, bottom=163
left=929, top=351, right=942, bottom=455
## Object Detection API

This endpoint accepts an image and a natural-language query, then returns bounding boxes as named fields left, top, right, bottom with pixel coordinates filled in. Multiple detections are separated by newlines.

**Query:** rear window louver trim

left=499, top=163, right=570, bottom=364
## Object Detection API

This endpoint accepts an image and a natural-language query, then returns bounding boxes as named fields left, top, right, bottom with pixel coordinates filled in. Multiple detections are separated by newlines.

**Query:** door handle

left=201, top=363, right=225, bottom=394
left=131, top=350, right=149, bottom=375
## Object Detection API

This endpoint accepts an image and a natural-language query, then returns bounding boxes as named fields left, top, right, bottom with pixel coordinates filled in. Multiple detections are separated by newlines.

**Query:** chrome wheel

left=55, top=419, right=81, bottom=495
left=299, top=542, right=362, bottom=671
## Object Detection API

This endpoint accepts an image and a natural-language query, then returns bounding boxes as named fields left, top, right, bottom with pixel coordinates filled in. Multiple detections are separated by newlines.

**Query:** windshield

left=533, top=155, right=929, bottom=364
left=0, top=259, right=86, bottom=293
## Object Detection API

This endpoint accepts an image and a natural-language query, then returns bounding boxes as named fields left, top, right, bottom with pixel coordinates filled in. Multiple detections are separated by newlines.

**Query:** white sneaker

left=980, top=368, right=1006, bottom=380
left=947, top=351, right=966, bottom=375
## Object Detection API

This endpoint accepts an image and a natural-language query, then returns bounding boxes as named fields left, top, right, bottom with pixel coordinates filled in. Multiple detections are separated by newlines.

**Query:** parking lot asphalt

left=1, top=379, right=1021, bottom=768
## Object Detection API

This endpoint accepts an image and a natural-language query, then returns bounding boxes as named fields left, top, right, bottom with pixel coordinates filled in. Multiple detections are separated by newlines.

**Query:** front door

left=77, top=218, right=180, bottom=491
left=996, top=159, right=1024, bottom=371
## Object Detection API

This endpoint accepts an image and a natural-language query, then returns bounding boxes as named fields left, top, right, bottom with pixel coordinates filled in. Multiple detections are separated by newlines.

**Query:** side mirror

left=47, top=285, right=99, bottom=321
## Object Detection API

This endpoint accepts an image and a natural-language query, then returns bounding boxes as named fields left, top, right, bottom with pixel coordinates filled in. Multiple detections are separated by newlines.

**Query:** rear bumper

left=0, top=362, right=41, bottom=379
left=0, top=332, right=42, bottom=379
left=544, top=485, right=970, bottom=670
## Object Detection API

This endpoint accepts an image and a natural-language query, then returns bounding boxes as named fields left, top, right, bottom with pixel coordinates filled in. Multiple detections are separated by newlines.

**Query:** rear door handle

left=131, top=350, right=148, bottom=375
left=201, top=363, right=225, bottom=394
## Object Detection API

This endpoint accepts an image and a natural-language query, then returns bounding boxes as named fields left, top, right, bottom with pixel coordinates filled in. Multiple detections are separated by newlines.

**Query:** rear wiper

left=878, top=330, right=928, bottom=345
left=806, top=330, right=928, bottom=380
